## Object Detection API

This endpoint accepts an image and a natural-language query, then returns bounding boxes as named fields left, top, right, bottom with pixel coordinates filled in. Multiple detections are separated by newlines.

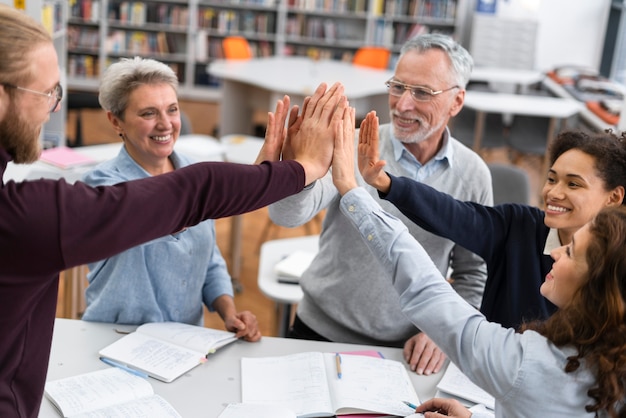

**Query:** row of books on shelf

left=381, top=0, right=456, bottom=19
left=198, top=8, right=276, bottom=34
left=373, top=19, right=448, bottom=46
left=68, top=26, right=100, bottom=51
left=70, top=0, right=100, bottom=22
left=106, top=30, right=186, bottom=56
left=109, top=2, right=189, bottom=26
left=68, top=54, right=100, bottom=79
left=285, top=16, right=359, bottom=41
left=287, top=0, right=367, bottom=13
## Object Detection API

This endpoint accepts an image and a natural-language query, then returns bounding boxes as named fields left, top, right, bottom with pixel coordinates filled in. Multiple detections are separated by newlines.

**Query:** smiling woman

left=78, top=57, right=263, bottom=342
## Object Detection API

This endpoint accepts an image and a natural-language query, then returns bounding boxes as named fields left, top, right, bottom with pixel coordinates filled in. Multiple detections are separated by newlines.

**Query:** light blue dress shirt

left=339, top=187, right=607, bottom=418
left=80, top=147, right=232, bottom=325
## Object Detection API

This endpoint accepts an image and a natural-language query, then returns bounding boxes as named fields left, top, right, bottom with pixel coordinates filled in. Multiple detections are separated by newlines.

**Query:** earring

left=118, top=133, right=123, bottom=138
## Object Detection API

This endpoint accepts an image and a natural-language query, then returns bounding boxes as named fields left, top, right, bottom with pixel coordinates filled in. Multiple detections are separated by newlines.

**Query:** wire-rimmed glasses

left=1, top=82, right=63, bottom=113
left=385, top=78, right=459, bottom=102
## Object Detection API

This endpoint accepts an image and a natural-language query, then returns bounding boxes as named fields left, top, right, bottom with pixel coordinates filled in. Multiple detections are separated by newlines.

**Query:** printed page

left=44, top=368, right=153, bottom=416
left=326, top=353, right=420, bottom=416
left=72, top=395, right=181, bottom=418
left=241, top=352, right=334, bottom=417
left=137, top=322, right=237, bottom=354
left=217, top=403, right=296, bottom=418
left=98, top=332, right=206, bottom=383
left=436, top=362, right=495, bottom=410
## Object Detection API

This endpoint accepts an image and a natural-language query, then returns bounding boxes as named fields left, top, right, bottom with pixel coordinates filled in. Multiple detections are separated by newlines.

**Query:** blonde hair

left=0, top=5, right=51, bottom=87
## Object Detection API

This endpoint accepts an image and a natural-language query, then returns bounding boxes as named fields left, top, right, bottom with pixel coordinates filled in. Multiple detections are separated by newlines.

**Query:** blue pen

left=403, top=400, right=418, bottom=410
left=100, top=357, right=149, bottom=379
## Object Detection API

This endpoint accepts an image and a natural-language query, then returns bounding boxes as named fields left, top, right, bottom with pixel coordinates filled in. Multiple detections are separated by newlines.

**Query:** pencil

left=335, top=353, right=342, bottom=379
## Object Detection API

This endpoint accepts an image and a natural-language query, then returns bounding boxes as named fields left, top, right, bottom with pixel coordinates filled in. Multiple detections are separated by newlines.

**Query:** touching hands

left=213, top=295, right=261, bottom=342
left=403, top=333, right=447, bottom=375
left=331, top=104, right=357, bottom=196
left=357, top=111, right=391, bottom=194
left=415, top=398, right=472, bottom=418
left=254, top=95, right=291, bottom=164
left=223, top=310, right=262, bottom=342
left=283, top=82, right=348, bottom=185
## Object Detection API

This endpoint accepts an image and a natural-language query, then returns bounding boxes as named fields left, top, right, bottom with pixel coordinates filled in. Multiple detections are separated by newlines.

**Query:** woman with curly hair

left=329, top=113, right=626, bottom=416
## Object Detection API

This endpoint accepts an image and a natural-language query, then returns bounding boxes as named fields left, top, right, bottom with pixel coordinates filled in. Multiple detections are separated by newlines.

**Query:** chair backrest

left=488, top=163, right=531, bottom=205
left=222, top=36, right=252, bottom=60
left=352, top=46, right=391, bottom=70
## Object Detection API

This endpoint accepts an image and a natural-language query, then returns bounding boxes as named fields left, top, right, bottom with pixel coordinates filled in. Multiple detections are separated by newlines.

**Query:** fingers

left=232, top=311, right=262, bottom=342
left=416, top=398, right=472, bottom=418
left=303, top=82, right=345, bottom=126
left=404, top=333, right=446, bottom=375
left=255, top=96, right=290, bottom=164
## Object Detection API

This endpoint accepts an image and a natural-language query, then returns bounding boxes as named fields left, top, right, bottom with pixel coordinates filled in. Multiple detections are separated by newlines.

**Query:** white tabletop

left=209, top=56, right=393, bottom=100
left=39, top=318, right=444, bottom=417
left=470, top=67, right=544, bottom=86
left=464, top=90, right=583, bottom=118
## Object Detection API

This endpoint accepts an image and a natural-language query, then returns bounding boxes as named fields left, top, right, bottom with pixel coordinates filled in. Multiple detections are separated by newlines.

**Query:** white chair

left=257, top=235, right=319, bottom=337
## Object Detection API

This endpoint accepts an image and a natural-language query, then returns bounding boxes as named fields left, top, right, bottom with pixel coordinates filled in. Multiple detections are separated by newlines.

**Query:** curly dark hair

left=548, top=130, right=626, bottom=205
left=522, top=206, right=626, bottom=417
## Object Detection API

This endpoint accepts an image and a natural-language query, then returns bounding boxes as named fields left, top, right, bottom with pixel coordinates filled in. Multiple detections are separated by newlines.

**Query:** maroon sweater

left=0, top=148, right=305, bottom=417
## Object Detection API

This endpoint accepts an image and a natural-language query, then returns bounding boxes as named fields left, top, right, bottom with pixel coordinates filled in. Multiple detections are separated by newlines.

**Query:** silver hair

left=98, top=56, right=179, bottom=119
left=399, top=33, right=473, bottom=89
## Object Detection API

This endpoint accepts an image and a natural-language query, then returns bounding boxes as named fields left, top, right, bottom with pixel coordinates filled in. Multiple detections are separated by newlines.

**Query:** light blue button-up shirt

left=81, top=147, right=232, bottom=325
left=339, top=187, right=602, bottom=418
left=390, top=129, right=452, bottom=182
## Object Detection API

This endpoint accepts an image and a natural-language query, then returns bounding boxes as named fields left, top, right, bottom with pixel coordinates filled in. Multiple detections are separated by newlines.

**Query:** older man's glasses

left=385, top=79, right=459, bottom=102
left=1, top=82, right=63, bottom=113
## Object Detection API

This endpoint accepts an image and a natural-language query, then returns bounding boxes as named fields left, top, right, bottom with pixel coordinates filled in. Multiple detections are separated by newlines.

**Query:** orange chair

left=222, top=36, right=252, bottom=60
left=353, top=46, right=391, bottom=70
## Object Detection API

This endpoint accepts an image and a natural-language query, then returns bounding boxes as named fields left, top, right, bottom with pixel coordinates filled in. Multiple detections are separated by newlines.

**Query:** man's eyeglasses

left=385, top=79, right=459, bottom=102
left=1, top=82, right=63, bottom=113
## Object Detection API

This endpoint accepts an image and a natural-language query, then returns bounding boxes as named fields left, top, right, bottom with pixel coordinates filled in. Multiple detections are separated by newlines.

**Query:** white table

left=463, top=90, right=583, bottom=159
left=470, top=67, right=544, bottom=92
left=257, top=235, right=319, bottom=337
left=38, top=318, right=444, bottom=417
left=208, top=56, right=393, bottom=137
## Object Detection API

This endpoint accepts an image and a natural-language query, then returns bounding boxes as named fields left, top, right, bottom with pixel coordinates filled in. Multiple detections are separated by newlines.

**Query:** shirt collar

left=118, top=146, right=185, bottom=177
left=390, top=126, right=454, bottom=166
left=543, top=228, right=561, bottom=255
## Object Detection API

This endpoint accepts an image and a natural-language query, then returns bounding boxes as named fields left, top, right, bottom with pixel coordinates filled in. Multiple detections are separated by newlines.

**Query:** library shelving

left=65, top=0, right=467, bottom=100
left=0, top=0, right=68, bottom=147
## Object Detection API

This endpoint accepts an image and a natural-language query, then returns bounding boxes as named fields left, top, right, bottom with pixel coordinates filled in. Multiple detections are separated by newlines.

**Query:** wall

left=469, top=0, right=611, bottom=72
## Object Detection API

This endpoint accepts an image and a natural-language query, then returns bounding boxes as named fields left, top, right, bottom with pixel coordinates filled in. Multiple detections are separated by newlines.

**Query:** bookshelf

left=65, top=0, right=467, bottom=100
left=0, top=0, right=68, bottom=147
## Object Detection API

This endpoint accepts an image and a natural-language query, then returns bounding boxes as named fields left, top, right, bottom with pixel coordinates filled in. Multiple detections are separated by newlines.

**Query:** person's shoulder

left=82, top=158, right=130, bottom=186
left=449, top=138, right=487, bottom=165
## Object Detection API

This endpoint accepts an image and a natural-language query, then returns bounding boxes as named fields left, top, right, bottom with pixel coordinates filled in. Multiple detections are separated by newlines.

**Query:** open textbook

left=241, top=351, right=420, bottom=417
left=99, top=321, right=237, bottom=383
left=44, top=368, right=181, bottom=417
